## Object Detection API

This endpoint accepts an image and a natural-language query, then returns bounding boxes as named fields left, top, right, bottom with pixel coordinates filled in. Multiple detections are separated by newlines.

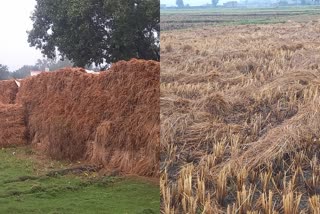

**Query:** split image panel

left=160, top=4, right=320, bottom=214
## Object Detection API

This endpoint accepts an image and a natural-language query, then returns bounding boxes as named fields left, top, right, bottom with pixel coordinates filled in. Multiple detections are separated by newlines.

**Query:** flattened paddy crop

left=161, top=15, right=320, bottom=213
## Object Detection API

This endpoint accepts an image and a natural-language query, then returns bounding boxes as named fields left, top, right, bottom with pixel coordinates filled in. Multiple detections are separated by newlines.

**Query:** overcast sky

left=0, top=0, right=42, bottom=71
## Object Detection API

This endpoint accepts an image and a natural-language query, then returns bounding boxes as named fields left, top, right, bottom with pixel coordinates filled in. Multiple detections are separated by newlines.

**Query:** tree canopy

left=35, top=58, right=74, bottom=71
left=28, top=0, right=160, bottom=67
left=12, top=65, right=37, bottom=79
left=176, top=0, right=184, bottom=7
left=212, top=0, right=219, bottom=7
left=0, top=64, right=11, bottom=80
left=0, top=64, right=9, bottom=73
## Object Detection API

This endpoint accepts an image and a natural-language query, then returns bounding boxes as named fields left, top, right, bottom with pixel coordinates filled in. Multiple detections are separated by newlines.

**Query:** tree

left=5, top=59, right=75, bottom=80
left=35, top=59, right=55, bottom=71
left=49, top=59, right=75, bottom=71
left=0, top=64, right=11, bottom=80
left=212, top=0, right=219, bottom=7
left=35, top=58, right=74, bottom=71
left=176, top=0, right=184, bottom=7
left=12, top=65, right=37, bottom=79
left=0, top=64, right=9, bottom=73
left=28, top=0, right=160, bottom=68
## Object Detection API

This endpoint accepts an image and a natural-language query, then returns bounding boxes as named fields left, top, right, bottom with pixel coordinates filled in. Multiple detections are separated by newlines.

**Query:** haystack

left=0, top=104, right=26, bottom=147
left=17, top=59, right=160, bottom=177
left=0, top=80, right=18, bottom=104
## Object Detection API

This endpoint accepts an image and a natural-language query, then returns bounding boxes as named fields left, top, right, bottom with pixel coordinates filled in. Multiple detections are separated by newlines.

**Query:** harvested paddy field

left=161, top=17, right=320, bottom=213
left=161, top=7, right=320, bottom=31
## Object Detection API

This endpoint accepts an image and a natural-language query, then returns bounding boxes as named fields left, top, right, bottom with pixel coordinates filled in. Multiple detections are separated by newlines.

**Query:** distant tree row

left=0, top=59, right=74, bottom=80
left=0, top=64, right=34, bottom=80
left=0, top=64, right=11, bottom=80
left=176, top=0, right=219, bottom=8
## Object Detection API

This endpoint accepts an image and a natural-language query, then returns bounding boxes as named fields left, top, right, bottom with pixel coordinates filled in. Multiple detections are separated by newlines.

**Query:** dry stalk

left=261, top=190, right=274, bottom=214
left=216, top=169, right=227, bottom=205
left=178, top=164, right=194, bottom=198
left=197, top=172, right=206, bottom=205
left=282, top=187, right=302, bottom=214
left=237, top=167, right=248, bottom=191
left=236, top=185, right=256, bottom=214
left=309, top=195, right=320, bottom=214
left=260, top=170, right=272, bottom=193
left=182, top=193, right=198, bottom=214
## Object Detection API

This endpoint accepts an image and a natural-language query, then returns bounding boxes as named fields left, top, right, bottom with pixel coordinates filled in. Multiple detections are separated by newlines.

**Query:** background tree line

left=176, top=0, right=219, bottom=8
left=0, top=59, right=75, bottom=80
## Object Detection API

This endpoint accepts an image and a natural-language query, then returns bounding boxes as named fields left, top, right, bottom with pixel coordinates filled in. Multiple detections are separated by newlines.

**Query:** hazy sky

left=0, top=0, right=42, bottom=71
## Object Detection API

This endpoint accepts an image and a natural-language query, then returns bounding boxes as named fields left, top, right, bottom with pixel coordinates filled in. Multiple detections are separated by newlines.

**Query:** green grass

left=0, top=148, right=159, bottom=214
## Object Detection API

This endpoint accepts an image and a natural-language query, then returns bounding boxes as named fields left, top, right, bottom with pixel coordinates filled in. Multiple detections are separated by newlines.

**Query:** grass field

left=161, top=7, right=320, bottom=213
left=0, top=147, right=159, bottom=214
left=161, top=6, right=320, bottom=30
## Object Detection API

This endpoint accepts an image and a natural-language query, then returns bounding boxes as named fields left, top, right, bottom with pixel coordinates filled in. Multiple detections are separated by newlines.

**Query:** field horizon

left=161, top=6, right=320, bottom=31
